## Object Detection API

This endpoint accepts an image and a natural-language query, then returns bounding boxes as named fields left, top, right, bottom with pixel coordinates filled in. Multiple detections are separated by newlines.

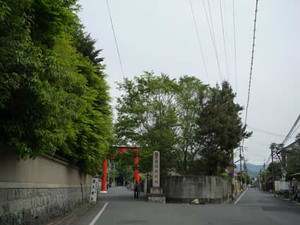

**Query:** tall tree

left=286, top=144, right=300, bottom=178
left=115, top=72, right=178, bottom=175
left=116, top=75, right=249, bottom=176
left=0, top=0, right=113, bottom=174
left=267, top=162, right=282, bottom=180
left=195, top=81, right=251, bottom=175
left=173, top=76, right=207, bottom=174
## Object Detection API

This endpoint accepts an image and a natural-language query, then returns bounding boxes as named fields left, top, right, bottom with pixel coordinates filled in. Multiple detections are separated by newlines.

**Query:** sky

left=78, top=0, right=300, bottom=165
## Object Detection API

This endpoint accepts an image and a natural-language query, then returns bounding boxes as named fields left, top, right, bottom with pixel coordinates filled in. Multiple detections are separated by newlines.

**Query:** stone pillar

left=152, top=151, right=160, bottom=187
left=148, top=151, right=165, bottom=203
left=90, top=178, right=99, bottom=203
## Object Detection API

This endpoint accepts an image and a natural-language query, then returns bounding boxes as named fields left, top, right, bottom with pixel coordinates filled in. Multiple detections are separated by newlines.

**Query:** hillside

left=236, top=163, right=264, bottom=178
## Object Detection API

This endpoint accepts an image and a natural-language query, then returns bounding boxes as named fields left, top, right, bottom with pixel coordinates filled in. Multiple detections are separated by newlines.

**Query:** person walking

left=134, top=181, right=140, bottom=199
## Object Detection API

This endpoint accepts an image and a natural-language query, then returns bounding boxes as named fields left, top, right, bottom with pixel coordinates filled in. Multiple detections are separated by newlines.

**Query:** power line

left=219, top=0, right=229, bottom=81
left=206, top=0, right=223, bottom=81
left=265, top=153, right=271, bottom=166
left=247, top=139, right=269, bottom=147
left=241, top=0, right=259, bottom=165
left=201, top=0, right=222, bottom=81
left=232, top=0, right=238, bottom=95
left=244, top=0, right=259, bottom=126
left=188, top=0, right=209, bottom=83
left=290, top=123, right=300, bottom=140
left=247, top=125, right=288, bottom=138
left=282, top=113, right=300, bottom=145
left=105, top=0, right=125, bottom=79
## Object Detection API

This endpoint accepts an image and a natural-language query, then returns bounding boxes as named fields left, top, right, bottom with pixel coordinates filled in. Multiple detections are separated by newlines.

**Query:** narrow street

left=53, top=187, right=300, bottom=225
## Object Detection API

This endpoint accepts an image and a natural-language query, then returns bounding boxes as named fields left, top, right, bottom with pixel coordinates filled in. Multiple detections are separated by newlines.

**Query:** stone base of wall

left=147, top=195, right=166, bottom=203
left=162, top=176, right=230, bottom=204
left=0, top=186, right=91, bottom=225
left=166, top=196, right=227, bottom=204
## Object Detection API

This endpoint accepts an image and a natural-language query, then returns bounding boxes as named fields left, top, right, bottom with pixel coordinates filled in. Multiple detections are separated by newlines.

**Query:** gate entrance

left=100, top=146, right=140, bottom=193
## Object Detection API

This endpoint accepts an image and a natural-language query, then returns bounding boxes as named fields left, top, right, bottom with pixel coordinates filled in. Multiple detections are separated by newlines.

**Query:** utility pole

left=259, top=169, right=261, bottom=189
left=243, top=147, right=248, bottom=173
left=271, top=147, right=275, bottom=194
left=239, top=146, right=243, bottom=173
left=113, top=162, right=116, bottom=187
left=263, top=161, right=267, bottom=191
left=239, top=146, right=244, bottom=189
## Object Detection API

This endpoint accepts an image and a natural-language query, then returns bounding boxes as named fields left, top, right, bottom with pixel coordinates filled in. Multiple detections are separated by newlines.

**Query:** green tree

left=173, top=76, right=207, bottom=174
left=238, top=172, right=250, bottom=185
left=267, top=162, right=282, bottom=180
left=259, top=170, right=270, bottom=191
left=0, top=0, right=113, bottom=174
left=115, top=72, right=178, bottom=175
left=195, top=81, right=251, bottom=175
left=286, top=145, right=300, bottom=178
left=116, top=75, right=248, bottom=176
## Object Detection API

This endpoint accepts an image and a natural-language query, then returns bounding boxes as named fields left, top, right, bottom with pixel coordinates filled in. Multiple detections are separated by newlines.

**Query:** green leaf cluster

left=195, top=82, right=251, bottom=175
left=267, top=162, right=282, bottom=179
left=116, top=72, right=178, bottom=175
left=285, top=145, right=300, bottom=179
left=0, top=0, right=113, bottom=174
left=115, top=72, right=249, bottom=176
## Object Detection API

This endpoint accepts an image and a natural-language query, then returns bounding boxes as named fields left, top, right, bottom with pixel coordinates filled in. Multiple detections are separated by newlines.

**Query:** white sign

left=90, top=178, right=99, bottom=203
left=152, top=151, right=160, bottom=187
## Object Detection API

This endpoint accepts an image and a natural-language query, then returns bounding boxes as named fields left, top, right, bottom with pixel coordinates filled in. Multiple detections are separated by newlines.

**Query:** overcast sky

left=78, top=0, right=300, bottom=165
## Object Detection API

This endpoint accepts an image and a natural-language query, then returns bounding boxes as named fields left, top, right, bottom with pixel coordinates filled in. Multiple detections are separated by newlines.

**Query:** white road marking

left=234, top=189, right=248, bottom=204
left=89, top=202, right=109, bottom=225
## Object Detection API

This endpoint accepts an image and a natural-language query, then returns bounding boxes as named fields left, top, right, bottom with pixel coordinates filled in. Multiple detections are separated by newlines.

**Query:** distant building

left=281, top=139, right=300, bottom=169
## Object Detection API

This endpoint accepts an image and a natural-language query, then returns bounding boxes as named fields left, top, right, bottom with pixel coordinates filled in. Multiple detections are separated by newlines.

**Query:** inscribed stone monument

left=153, top=151, right=160, bottom=187
left=147, top=151, right=166, bottom=203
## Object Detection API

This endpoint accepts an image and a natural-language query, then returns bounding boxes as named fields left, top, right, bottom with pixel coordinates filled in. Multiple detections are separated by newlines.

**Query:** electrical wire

left=282, top=113, right=300, bottom=145
left=105, top=0, right=125, bottom=79
left=241, top=0, right=259, bottom=167
left=289, top=123, right=300, bottom=140
left=232, top=0, right=238, bottom=94
left=247, top=139, right=269, bottom=147
left=265, top=153, right=271, bottom=166
left=244, top=0, right=259, bottom=126
left=247, top=125, right=287, bottom=138
left=188, top=0, right=209, bottom=83
left=201, top=0, right=222, bottom=81
left=219, top=0, right=229, bottom=81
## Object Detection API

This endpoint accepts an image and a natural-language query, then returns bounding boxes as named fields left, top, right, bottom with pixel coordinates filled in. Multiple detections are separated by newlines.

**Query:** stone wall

left=0, top=148, right=94, bottom=225
left=162, top=176, right=230, bottom=203
left=0, top=186, right=91, bottom=225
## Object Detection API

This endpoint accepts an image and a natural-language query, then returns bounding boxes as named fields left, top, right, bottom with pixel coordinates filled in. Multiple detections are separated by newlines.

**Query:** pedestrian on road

left=134, top=181, right=140, bottom=199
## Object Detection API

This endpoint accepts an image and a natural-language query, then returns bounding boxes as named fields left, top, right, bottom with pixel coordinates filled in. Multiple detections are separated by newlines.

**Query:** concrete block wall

left=162, top=176, right=230, bottom=203
left=0, top=148, right=94, bottom=224
left=0, top=186, right=91, bottom=225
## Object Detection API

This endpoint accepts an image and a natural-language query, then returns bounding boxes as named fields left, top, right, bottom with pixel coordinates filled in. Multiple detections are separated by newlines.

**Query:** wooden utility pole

left=239, top=146, right=242, bottom=172
left=271, top=147, right=275, bottom=195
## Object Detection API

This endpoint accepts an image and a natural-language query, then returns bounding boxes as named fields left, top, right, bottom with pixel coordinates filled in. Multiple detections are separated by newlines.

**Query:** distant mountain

left=236, top=163, right=264, bottom=178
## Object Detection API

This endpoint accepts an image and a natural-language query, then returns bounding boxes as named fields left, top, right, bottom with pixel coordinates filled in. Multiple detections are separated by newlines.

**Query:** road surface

left=49, top=186, right=300, bottom=225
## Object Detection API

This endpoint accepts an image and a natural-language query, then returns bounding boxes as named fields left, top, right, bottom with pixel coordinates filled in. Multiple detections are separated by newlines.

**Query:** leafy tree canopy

left=267, top=162, right=282, bottom=180
left=286, top=145, right=300, bottom=178
left=115, top=72, right=250, bottom=176
left=195, top=82, right=251, bottom=175
left=0, top=0, right=113, bottom=174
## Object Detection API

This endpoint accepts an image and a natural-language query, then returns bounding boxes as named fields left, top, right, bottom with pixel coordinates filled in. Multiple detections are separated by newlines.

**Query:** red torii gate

left=100, top=146, right=140, bottom=193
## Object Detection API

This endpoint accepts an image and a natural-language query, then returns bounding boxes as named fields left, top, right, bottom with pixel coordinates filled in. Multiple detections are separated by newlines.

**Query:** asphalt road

left=52, top=186, right=300, bottom=225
